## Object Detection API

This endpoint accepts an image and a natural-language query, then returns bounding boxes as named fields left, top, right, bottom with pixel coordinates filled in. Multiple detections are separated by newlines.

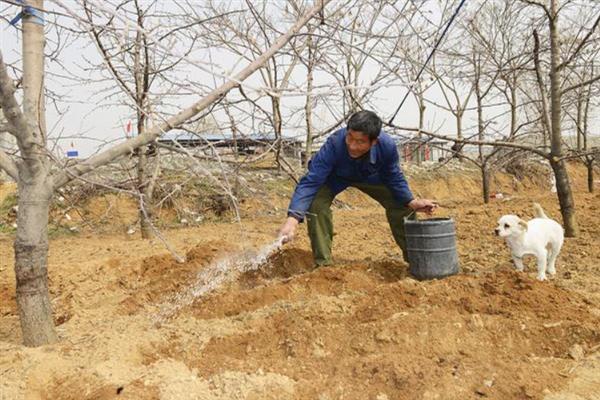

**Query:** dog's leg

left=512, top=255, right=524, bottom=272
left=535, top=249, right=548, bottom=281
left=546, top=248, right=557, bottom=276
left=547, top=240, right=562, bottom=276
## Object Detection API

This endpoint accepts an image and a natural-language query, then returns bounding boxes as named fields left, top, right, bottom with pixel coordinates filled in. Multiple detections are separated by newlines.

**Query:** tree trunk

left=583, top=72, right=592, bottom=193
left=225, top=106, right=241, bottom=196
left=304, top=36, right=314, bottom=169
left=533, top=30, right=551, bottom=151
left=576, top=93, right=583, bottom=151
left=139, top=209, right=154, bottom=238
left=272, top=97, right=283, bottom=171
left=482, top=165, right=490, bottom=204
left=549, top=0, right=577, bottom=237
left=509, top=75, right=517, bottom=138
left=15, top=177, right=57, bottom=346
left=304, top=69, right=314, bottom=169
left=131, top=19, right=154, bottom=240
left=22, top=0, right=46, bottom=141
left=142, top=149, right=161, bottom=237
left=456, top=109, right=464, bottom=161
left=137, top=146, right=154, bottom=239
left=416, top=97, right=425, bottom=166
left=587, top=159, right=594, bottom=193
left=13, top=0, right=57, bottom=346
left=474, top=58, right=486, bottom=201
left=551, top=160, right=578, bottom=237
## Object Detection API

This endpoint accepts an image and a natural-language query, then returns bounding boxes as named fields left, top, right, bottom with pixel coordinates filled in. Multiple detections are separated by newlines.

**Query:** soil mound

left=148, top=261, right=600, bottom=399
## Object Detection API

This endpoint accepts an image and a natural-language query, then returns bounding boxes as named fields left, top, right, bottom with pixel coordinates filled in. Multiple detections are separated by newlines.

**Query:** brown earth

left=1, top=163, right=600, bottom=399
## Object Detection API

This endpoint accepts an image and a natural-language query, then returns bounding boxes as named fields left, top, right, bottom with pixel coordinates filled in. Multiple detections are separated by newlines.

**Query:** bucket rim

left=403, top=217, right=454, bottom=224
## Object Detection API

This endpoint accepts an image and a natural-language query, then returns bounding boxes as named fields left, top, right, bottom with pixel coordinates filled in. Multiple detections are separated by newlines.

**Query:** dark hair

left=347, top=110, right=382, bottom=141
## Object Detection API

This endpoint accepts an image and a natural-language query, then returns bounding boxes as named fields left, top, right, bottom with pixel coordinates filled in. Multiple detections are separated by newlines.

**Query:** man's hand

left=408, top=198, right=438, bottom=215
left=278, top=216, right=299, bottom=243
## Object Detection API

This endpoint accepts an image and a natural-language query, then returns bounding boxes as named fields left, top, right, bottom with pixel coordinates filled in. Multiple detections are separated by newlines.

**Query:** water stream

left=152, top=237, right=285, bottom=325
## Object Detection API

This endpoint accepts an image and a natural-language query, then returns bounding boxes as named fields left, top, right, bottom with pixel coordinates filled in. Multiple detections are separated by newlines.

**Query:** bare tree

left=199, top=1, right=312, bottom=174
left=569, top=60, right=599, bottom=193
left=318, top=2, right=406, bottom=115
left=401, top=0, right=599, bottom=232
left=561, top=14, right=600, bottom=193
left=81, top=0, right=219, bottom=238
left=462, top=1, right=534, bottom=202
left=391, top=22, right=439, bottom=165
left=427, top=53, right=475, bottom=161
left=0, top=0, right=329, bottom=346
left=524, top=0, right=600, bottom=236
left=579, top=74, right=597, bottom=193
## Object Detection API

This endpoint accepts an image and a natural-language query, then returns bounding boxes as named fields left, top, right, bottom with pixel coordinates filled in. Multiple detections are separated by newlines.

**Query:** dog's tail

left=533, top=203, right=548, bottom=219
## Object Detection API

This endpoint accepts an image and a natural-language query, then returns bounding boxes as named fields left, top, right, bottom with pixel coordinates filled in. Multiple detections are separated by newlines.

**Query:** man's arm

left=287, top=135, right=337, bottom=221
left=380, top=145, right=414, bottom=206
left=279, top=135, right=337, bottom=242
left=380, top=146, right=438, bottom=214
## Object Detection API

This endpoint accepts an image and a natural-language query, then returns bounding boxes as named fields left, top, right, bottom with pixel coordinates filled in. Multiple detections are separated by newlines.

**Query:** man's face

left=345, top=129, right=377, bottom=159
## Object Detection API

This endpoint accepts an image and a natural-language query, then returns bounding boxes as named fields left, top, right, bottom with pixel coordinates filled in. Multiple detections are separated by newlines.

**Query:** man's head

left=345, top=110, right=382, bottom=159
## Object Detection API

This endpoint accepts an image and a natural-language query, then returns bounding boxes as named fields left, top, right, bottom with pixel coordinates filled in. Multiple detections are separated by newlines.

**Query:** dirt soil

left=1, top=163, right=600, bottom=400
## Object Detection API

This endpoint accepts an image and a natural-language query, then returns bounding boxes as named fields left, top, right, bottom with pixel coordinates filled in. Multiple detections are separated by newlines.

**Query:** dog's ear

left=518, top=219, right=528, bottom=231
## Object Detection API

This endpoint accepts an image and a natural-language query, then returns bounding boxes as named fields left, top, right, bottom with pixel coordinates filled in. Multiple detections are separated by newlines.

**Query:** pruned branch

left=387, top=122, right=550, bottom=159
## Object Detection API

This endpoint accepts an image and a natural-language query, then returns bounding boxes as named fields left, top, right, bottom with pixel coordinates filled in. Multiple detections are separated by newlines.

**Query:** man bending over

left=278, top=110, right=438, bottom=265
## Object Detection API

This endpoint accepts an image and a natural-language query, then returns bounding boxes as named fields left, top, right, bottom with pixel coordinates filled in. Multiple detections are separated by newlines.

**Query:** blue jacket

left=288, top=128, right=414, bottom=221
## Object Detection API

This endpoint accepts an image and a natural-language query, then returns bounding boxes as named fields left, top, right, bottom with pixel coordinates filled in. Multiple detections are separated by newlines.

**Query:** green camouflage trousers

left=306, top=183, right=414, bottom=265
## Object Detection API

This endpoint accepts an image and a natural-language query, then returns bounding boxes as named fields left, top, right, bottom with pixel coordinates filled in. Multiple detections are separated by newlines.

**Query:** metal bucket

left=404, top=217, right=459, bottom=280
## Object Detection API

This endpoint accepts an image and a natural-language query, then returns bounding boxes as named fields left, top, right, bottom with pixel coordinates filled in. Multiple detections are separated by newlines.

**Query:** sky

left=0, top=0, right=597, bottom=159
left=0, top=0, right=457, bottom=158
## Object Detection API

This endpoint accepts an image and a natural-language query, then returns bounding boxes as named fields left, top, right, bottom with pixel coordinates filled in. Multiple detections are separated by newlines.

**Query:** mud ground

left=1, top=164, right=599, bottom=399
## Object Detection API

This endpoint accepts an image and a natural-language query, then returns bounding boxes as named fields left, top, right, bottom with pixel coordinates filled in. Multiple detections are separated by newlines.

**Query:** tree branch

left=557, top=10, right=600, bottom=71
left=0, top=123, right=17, bottom=136
left=561, top=148, right=600, bottom=162
left=386, top=122, right=550, bottom=159
left=0, top=148, right=18, bottom=180
left=561, top=73, right=600, bottom=95
left=157, top=10, right=245, bottom=42
left=520, top=0, right=551, bottom=20
left=83, top=1, right=135, bottom=101
left=0, top=51, right=36, bottom=156
left=51, top=0, right=331, bottom=190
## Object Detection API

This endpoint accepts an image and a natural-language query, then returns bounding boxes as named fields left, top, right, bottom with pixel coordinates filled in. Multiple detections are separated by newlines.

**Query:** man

left=278, top=110, right=438, bottom=266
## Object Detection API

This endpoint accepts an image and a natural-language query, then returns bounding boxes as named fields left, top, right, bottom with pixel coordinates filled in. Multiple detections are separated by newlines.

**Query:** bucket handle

left=403, top=209, right=454, bottom=222
left=403, top=209, right=417, bottom=222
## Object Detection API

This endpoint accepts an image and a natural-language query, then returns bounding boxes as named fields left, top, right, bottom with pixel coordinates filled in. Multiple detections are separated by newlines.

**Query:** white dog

left=495, top=203, right=564, bottom=281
